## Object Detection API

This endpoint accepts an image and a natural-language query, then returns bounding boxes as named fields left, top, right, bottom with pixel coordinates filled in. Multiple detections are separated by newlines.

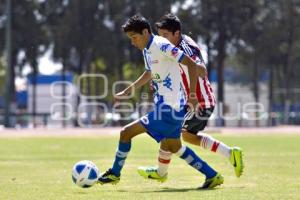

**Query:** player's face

left=158, top=28, right=180, bottom=46
left=126, top=31, right=148, bottom=50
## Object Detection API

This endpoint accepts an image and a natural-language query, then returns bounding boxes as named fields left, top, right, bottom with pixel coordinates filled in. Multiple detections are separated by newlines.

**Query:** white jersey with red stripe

left=178, top=35, right=216, bottom=109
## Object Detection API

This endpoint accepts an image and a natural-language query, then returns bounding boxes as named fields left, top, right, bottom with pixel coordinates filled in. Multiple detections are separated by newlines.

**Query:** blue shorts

left=139, top=103, right=187, bottom=143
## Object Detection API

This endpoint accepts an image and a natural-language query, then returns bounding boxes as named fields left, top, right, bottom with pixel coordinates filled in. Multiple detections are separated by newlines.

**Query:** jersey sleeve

left=196, top=51, right=205, bottom=65
left=194, top=53, right=206, bottom=66
left=181, top=35, right=206, bottom=66
left=158, top=42, right=185, bottom=63
left=143, top=49, right=151, bottom=71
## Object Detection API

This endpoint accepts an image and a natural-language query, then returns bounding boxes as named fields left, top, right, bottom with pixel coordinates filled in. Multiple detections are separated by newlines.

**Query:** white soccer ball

left=72, top=160, right=99, bottom=188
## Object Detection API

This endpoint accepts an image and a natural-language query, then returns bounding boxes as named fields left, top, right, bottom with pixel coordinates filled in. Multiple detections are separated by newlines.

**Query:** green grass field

left=0, top=133, right=300, bottom=200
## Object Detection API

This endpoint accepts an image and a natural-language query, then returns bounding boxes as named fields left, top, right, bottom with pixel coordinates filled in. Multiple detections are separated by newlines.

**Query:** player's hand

left=114, top=88, right=131, bottom=101
left=197, top=64, right=207, bottom=78
left=186, top=92, right=198, bottom=111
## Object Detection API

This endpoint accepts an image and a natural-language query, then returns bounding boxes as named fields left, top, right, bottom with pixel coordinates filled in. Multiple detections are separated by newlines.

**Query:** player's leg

left=182, top=107, right=231, bottom=157
left=187, top=131, right=244, bottom=177
left=156, top=141, right=172, bottom=178
left=182, top=108, right=244, bottom=177
left=138, top=138, right=224, bottom=188
left=182, top=130, right=231, bottom=158
left=166, top=138, right=223, bottom=189
left=137, top=140, right=171, bottom=182
left=98, top=120, right=146, bottom=185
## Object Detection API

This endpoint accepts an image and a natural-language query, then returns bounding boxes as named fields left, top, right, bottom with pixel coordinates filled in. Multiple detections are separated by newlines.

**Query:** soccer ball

left=72, top=160, right=99, bottom=188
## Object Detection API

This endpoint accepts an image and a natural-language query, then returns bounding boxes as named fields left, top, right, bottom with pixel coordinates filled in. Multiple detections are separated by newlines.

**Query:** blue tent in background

left=0, top=74, right=73, bottom=109
left=27, top=74, right=73, bottom=85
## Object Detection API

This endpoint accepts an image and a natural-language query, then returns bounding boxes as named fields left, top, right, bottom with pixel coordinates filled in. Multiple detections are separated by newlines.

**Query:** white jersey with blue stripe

left=143, top=35, right=186, bottom=111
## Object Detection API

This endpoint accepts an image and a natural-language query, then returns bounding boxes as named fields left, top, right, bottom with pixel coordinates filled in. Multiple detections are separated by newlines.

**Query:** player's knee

left=182, top=132, right=189, bottom=142
left=168, top=148, right=178, bottom=154
left=182, top=131, right=199, bottom=145
left=182, top=131, right=192, bottom=142
left=120, top=127, right=131, bottom=142
left=168, top=144, right=181, bottom=153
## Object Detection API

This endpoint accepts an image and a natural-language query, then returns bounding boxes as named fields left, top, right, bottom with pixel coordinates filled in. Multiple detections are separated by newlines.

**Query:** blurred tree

left=0, top=58, right=4, bottom=95
left=0, top=2, right=6, bottom=96
left=237, top=0, right=300, bottom=125
left=234, top=0, right=265, bottom=126
left=278, top=0, right=300, bottom=123
left=40, top=0, right=108, bottom=126
left=177, top=0, right=259, bottom=126
left=0, top=0, right=48, bottom=126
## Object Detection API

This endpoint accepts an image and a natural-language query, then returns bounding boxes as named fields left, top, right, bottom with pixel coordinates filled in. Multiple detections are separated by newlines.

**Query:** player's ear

left=142, top=28, right=149, bottom=36
left=174, top=30, right=180, bottom=37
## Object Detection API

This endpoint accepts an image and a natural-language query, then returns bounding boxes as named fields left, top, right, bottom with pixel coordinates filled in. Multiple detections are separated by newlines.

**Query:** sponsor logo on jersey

left=171, top=47, right=179, bottom=58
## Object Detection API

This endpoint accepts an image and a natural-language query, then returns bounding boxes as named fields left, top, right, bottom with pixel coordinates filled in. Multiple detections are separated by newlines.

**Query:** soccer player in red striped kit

left=138, top=13, right=244, bottom=182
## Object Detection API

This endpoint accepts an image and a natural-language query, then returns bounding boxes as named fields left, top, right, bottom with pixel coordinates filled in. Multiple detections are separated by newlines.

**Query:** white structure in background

left=208, top=83, right=269, bottom=127
left=27, top=74, right=77, bottom=127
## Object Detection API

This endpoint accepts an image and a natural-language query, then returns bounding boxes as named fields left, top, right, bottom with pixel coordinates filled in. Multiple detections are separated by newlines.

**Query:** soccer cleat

left=200, top=173, right=224, bottom=189
left=230, top=147, right=244, bottom=177
left=97, top=168, right=120, bottom=185
left=137, top=166, right=168, bottom=183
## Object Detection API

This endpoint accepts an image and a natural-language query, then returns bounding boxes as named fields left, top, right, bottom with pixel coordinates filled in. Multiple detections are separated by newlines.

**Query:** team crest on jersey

left=160, top=43, right=170, bottom=52
left=141, top=116, right=149, bottom=124
left=152, top=73, right=162, bottom=82
left=171, top=47, right=179, bottom=58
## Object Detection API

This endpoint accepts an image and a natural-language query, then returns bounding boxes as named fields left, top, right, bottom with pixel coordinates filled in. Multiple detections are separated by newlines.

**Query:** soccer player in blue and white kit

left=98, top=15, right=223, bottom=189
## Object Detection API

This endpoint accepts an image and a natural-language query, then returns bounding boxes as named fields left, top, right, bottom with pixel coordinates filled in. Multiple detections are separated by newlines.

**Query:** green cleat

left=97, top=168, right=120, bottom=185
left=137, top=166, right=168, bottom=183
left=200, top=173, right=224, bottom=189
left=230, top=147, right=244, bottom=177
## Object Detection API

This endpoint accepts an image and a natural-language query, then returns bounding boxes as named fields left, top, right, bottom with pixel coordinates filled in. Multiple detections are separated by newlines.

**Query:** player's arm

left=129, top=70, right=152, bottom=91
left=180, top=55, right=207, bottom=108
left=115, top=71, right=152, bottom=98
left=194, top=50, right=207, bottom=78
left=185, top=53, right=207, bottom=78
left=197, top=63, right=207, bottom=78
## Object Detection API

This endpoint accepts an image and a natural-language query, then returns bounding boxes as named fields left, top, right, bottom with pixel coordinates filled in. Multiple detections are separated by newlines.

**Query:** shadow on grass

left=73, top=191, right=89, bottom=195
left=117, top=187, right=223, bottom=193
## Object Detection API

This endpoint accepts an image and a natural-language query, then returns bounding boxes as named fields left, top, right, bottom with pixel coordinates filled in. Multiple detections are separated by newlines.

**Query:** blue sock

left=111, top=141, right=131, bottom=177
left=177, top=145, right=217, bottom=179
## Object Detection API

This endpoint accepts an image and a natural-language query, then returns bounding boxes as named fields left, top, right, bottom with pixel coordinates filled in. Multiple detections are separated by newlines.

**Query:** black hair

left=122, top=14, right=152, bottom=34
left=155, top=13, right=181, bottom=34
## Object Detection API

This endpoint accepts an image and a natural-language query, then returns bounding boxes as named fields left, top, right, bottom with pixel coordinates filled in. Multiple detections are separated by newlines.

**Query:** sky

left=37, top=47, right=62, bottom=75
left=21, top=46, right=62, bottom=76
